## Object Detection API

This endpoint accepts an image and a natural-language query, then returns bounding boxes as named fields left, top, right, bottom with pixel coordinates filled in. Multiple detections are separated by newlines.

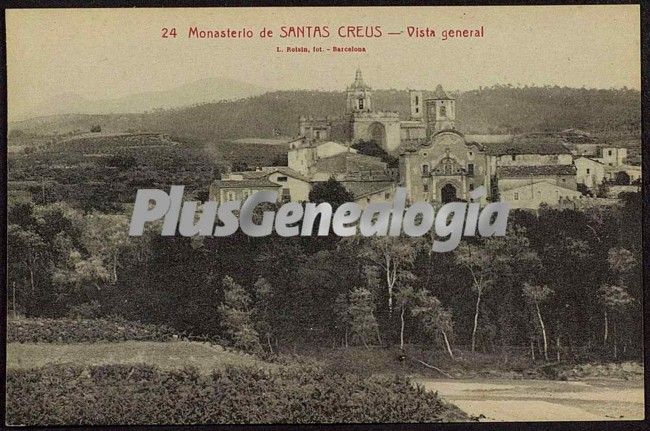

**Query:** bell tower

left=425, top=85, right=455, bottom=137
left=409, top=89, right=423, bottom=120
left=346, top=68, right=372, bottom=114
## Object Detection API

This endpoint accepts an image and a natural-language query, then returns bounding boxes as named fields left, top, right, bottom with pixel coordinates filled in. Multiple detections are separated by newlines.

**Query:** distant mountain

left=9, top=85, right=640, bottom=140
left=18, top=77, right=268, bottom=120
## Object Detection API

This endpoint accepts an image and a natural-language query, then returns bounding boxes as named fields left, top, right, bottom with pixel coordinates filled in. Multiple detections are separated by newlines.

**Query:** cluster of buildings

left=210, top=70, right=641, bottom=211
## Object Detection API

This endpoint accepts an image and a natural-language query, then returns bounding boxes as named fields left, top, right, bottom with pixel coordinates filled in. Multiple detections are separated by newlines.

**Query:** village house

left=209, top=178, right=280, bottom=204
left=210, top=166, right=311, bottom=203
left=574, top=156, right=606, bottom=189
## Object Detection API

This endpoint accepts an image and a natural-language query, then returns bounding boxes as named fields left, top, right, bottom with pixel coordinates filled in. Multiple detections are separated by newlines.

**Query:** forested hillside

left=9, top=86, right=640, bottom=141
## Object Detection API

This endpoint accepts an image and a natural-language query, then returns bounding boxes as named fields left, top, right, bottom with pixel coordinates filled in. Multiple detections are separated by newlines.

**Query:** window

left=415, top=108, right=419, bottom=113
left=586, top=168, right=590, bottom=174
left=608, top=150, right=613, bottom=156
left=442, top=159, right=454, bottom=175
left=469, top=183, right=474, bottom=191
left=561, top=178, right=566, bottom=183
left=422, top=164, right=429, bottom=175
left=469, top=151, right=473, bottom=157
left=467, top=163, right=474, bottom=175
left=358, top=98, right=364, bottom=110
left=511, top=155, right=516, bottom=161
left=384, top=192, right=391, bottom=199
left=277, top=176, right=288, bottom=182
left=282, top=188, right=291, bottom=202
left=440, top=106, right=447, bottom=117
left=423, top=184, right=429, bottom=192
left=514, top=192, right=519, bottom=200
left=227, top=191, right=235, bottom=201
left=415, top=95, right=419, bottom=105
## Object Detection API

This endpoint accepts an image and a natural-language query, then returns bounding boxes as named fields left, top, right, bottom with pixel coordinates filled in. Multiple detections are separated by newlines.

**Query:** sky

left=6, top=6, right=641, bottom=120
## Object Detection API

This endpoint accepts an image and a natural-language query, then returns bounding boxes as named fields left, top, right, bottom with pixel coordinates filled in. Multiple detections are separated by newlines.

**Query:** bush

left=6, top=363, right=469, bottom=425
left=68, top=300, right=103, bottom=319
left=8, top=317, right=177, bottom=343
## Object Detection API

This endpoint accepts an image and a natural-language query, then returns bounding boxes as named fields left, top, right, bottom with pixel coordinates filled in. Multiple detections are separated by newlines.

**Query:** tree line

left=7, top=183, right=642, bottom=362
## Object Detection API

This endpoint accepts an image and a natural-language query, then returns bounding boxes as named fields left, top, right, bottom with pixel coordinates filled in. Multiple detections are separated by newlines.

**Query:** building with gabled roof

left=499, top=181, right=584, bottom=210
left=209, top=178, right=281, bottom=203
left=574, top=156, right=606, bottom=189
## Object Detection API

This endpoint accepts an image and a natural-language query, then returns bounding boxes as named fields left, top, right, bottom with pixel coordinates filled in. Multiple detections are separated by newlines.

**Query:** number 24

left=161, top=28, right=177, bottom=38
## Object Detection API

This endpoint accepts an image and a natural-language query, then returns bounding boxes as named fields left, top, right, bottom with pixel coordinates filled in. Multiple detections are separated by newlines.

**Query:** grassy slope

left=7, top=341, right=276, bottom=374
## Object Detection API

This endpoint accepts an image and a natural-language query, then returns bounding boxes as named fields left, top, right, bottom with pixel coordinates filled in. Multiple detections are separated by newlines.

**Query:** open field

left=416, top=378, right=644, bottom=421
left=7, top=341, right=276, bottom=374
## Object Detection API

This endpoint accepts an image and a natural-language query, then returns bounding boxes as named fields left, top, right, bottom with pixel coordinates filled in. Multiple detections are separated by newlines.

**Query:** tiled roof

left=230, top=171, right=268, bottom=179
left=230, top=167, right=311, bottom=182
left=431, top=84, right=453, bottom=100
left=484, top=134, right=572, bottom=156
left=465, top=134, right=513, bottom=144
left=503, top=180, right=583, bottom=194
left=312, top=152, right=386, bottom=173
left=212, top=179, right=280, bottom=188
left=340, top=180, right=395, bottom=199
left=230, top=137, right=294, bottom=145
left=260, top=166, right=311, bottom=182
left=575, top=156, right=604, bottom=165
left=497, top=164, right=576, bottom=177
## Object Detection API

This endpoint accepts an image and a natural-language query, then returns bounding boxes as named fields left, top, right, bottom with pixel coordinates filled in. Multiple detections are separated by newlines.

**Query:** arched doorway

left=440, top=183, right=457, bottom=203
left=368, top=122, right=386, bottom=150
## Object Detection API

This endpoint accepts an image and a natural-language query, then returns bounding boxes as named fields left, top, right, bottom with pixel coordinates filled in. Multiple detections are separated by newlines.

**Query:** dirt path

left=416, top=378, right=644, bottom=421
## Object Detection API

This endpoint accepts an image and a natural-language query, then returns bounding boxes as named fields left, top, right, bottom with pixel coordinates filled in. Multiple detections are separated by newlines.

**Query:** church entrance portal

left=368, top=122, right=386, bottom=150
left=441, top=183, right=457, bottom=203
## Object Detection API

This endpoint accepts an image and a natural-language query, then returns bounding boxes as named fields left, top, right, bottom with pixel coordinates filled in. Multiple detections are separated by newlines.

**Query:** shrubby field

left=6, top=362, right=469, bottom=424
left=8, top=317, right=176, bottom=343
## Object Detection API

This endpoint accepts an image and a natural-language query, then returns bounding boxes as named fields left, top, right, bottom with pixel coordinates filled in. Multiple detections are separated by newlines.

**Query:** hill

left=9, top=85, right=640, bottom=141
left=13, top=77, right=268, bottom=121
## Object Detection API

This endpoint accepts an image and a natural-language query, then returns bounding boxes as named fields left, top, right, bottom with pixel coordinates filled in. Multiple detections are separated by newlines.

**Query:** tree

left=360, top=237, right=418, bottom=317
left=614, top=171, right=630, bottom=185
left=308, top=176, right=354, bottom=209
left=82, top=213, right=131, bottom=283
left=598, top=284, right=631, bottom=349
left=252, top=277, right=274, bottom=353
left=411, top=289, right=455, bottom=358
left=51, top=250, right=110, bottom=302
left=455, top=242, right=496, bottom=353
left=218, top=276, right=261, bottom=353
left=522, top=283, right=552, bottom=361
left=334, top=292, right=352, bottom=348
left=599, top=247, right=636, bottom=354
left=456, top=229, right=539, bottom=352
left=348, top=287, right=380, bottom=348
left=394, top=285, right=416, bottom=350
left=7, top=224, right=46, bottom=295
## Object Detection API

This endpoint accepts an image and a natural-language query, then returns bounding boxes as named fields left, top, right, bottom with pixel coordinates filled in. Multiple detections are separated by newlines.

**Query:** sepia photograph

left=4, top=5, right=645, bottom=426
